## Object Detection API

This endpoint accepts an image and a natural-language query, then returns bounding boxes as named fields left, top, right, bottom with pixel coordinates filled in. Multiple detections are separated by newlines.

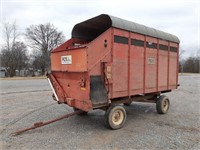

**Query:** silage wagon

left=48, top=14, right=180, bottom=129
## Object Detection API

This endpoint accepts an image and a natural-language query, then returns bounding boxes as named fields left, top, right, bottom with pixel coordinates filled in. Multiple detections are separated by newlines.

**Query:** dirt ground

left=0, top=74, right=200, bottom=150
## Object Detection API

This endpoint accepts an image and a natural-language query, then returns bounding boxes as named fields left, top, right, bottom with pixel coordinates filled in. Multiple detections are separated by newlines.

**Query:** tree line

left=0, top=22, right=65, bottom=77
left=0, top=22, right=199, bottom=77
left=179, top=49, right=200, bottom=73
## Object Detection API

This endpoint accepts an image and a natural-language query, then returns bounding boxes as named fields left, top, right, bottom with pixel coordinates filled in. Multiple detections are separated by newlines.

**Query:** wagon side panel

left=168, top=42, right=178, bottom=89
left=112, top=28, right=129, bottom=98
left=158, top=40, right=168, bottom=91
left=129, top=33, right=145, bottom=95
left=145, top=36, right=158, bottom=93
left=87, top=28, right=112, bottom=75
left=87, top=29, right=112, bottom=105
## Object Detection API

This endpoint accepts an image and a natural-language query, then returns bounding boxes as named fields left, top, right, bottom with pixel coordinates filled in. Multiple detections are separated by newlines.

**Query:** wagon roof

left=72, top=14, right=180, bottom=43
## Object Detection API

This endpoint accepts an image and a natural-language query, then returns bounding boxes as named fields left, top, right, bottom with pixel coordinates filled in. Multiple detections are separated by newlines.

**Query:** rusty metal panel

left=145, top=37, right=158, bottom=93
left=52, top=72, right=90, bottom=100
left=87, top=28, right=112, bottom=75
left=112, top=28, right=129, bottom=96
left=169, top=52, right=177, bottom=88
left=169, top=43, right=178, bottom=89
left=130, top=33, right=144, bottom=95
left=51, top=72, right=92, bottom=111
left=158, top=40, right=168, bottom=91
left=51, top=48, right=87, bottom=72
left=158, top=50, right=168, bottom=90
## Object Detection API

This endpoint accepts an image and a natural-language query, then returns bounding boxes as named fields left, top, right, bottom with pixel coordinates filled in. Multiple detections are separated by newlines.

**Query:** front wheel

left=156, top=95, right=170, bottom=114
left=105, top=105, right=127, bottom=129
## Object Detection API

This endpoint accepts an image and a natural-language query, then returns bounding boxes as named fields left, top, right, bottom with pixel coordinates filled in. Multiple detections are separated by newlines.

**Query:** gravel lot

left=0, top=74, right=200, bottom=150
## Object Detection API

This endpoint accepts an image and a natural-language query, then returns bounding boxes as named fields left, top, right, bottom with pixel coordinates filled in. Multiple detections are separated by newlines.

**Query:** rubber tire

left=105, top=105, right=127, bottom=130
left=73, top=108, right=88, bottom=116
left=156, top=95, right=170, bottom=114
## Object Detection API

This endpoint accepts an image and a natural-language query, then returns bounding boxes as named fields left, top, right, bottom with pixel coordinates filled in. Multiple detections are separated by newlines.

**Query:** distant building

left=0, top=67, right=6, bottom=78
left=15, top=68, right=35, bottom=77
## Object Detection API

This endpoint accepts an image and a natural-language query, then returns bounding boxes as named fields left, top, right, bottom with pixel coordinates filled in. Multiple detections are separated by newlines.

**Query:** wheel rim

left=162, top=99, right=169, bottom=112
left=111, top=109, right=124, bottom=126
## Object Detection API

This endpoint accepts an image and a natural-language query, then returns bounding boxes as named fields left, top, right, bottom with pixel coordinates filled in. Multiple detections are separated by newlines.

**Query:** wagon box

left=48, top=14, right=180, bottom=129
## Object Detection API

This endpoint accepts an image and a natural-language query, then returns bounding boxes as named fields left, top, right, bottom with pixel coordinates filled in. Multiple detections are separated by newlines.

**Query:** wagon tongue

left=12, top=110, right=83, bottom=135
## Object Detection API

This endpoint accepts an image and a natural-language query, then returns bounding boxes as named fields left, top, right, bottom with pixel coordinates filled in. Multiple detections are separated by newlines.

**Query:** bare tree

left=1, top=42, right=28, bottom=77
left=25, top=23, right=65, bottom=74
left=194, top=49, right=200, bottom=73
left=3, top=21, right=20, bottom=51
left=183, top=50, right=200, bottom=73
left=0, top=22, right=28, bottom=77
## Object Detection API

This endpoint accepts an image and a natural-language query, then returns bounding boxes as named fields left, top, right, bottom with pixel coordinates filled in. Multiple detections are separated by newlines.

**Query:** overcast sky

left=1, top=0, right=199, bottom=58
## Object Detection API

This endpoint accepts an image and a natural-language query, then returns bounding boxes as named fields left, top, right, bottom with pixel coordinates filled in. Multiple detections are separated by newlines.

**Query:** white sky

left=1, top=0, right=200, bottom=58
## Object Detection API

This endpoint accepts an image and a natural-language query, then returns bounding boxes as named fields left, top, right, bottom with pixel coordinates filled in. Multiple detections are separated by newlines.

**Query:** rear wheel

left=156, top=95, right=170, bottom=114
left=105, top=105, right=126, bottom=129
left=73, top=108, right=88, bottom=116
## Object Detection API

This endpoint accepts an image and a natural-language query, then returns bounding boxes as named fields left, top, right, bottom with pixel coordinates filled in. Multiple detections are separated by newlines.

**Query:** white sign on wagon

left=61, top=55, right=72, bottom=64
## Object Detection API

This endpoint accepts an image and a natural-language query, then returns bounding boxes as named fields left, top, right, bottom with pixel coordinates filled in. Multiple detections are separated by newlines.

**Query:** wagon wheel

left=156, top=95, right=170, bottom=114
left=73, top=108, right=88, bottom=116
left=105, top=105, right=127, bottom=129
